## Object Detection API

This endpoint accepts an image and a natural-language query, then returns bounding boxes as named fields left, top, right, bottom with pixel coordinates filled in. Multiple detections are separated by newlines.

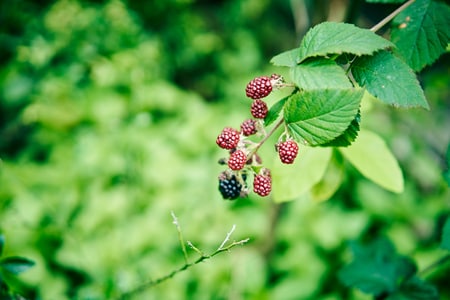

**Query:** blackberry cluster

left=216, top=73, right=297, bottom=200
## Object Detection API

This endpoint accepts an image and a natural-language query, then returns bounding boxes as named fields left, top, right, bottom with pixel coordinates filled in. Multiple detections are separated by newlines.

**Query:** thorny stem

left=370, top=0, right=415, bottom=33
left=117, top=224, right=249, bottom=300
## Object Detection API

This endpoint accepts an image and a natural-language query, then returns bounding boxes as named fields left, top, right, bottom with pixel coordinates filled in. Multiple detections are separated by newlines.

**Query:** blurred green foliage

left=0, top=0, right=449, bottom=299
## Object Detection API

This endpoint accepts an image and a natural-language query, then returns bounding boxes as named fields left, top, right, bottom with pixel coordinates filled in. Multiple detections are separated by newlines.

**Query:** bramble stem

left=248, top=118, right=284, bottom=160
left=370, top=0, right=415, bottom=33
left=171, top=211, right=188, bottom=264
left=116, top=223, right=249, bottom=300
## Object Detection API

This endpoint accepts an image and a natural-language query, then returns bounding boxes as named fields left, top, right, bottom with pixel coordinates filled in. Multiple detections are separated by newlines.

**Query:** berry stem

left=247, top=118, right=285, bottom=159
left=370, top=0, right=415, bottom=33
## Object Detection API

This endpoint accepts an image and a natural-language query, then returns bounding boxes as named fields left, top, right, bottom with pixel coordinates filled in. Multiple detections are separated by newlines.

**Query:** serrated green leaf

left=284, top=88, right=364, bottom=146
left=321, top=111, right=360, bottom=147
left=272, top=146, right=332, bottom=203
left=290, top=58, right=352, bottom=90
left=339, top=129, right=404, bottom=193
left=270, top=48, right=299, bottom=67
left=264, top=96, right=288, bottom=126
left=391, top=0, right=450, bottom=71
left=0, top=256, right=35, bottom=275
left=352, top=51, right=429, bottom=109
left=441, top=217, right=450, bottom=251
left=310, top=151, right=344, bottom=202
left=386, top=276, right=439, bottom=300
left=298, top=22, right=394, bottom=63
left=339, top=237, right=417, bottom=296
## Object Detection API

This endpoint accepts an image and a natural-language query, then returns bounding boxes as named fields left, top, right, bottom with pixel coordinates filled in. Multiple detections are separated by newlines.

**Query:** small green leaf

left=391, top=0, right=450, bottom=71
left=321, top=111, right=360, bottom=147
left=310, top=151, right=344, bottom=202
left=352, top=51, right=429, bottom=109
left=284, top=88, right=364, bottom=146
left=339, top=130, right=404, bottom=193
left=441, top=217, right=450, bottom=251
left=272, top=146, right=332, bottom=203
left=387, top=276, right=439, bottom=300
left=0, top=256, right=35, bottom=275
left=298, top=22, right=394, bottom=63
left=264, top=96, right=288, bottom=126
left=290, top=58, right=352, bottom=90
left=339, top=237, right=417, bottom=296
left=270, top=48, right=299, bottom=67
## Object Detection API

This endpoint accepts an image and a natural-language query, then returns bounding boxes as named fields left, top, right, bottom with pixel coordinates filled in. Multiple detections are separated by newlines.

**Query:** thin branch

left=218, top=224, right=236, bottom=251
left=116, top=223, right=249, bottom=300
left=370, top=0, right=415, bottom=33
left=247, top=118, right=284, bottom=159
left=171, top=211, right=188, bottom=264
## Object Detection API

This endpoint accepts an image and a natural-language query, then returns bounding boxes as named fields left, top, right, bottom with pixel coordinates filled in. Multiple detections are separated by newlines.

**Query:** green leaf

left=264, top=96, right=288, bottom=126
left=444, top=143, right=450, bottom=186
left=290, top=58, right=352, bottom=90
left=272, top=146, right=332, bottom=203
left=321, top=111, right=360, bottom=147
left=352, top=51, right=429, bottom=109
left=391, top=0, right=450, bottom=71
left=387, top=276, right=439, bottom=300
left=339, top=130, right=404, bottom=193
left=284, top=88, right=364, bottom=146
left=0, top=257, right=35, bottom=275
left=310, top=151, right=345, bottom=202
left=298, top=22, right=394, bottom=63
left=441, top=217, right=450, bottom=251
left=270, top=48, right=299, bottom=67
left=339, top=237, right=417, bottom=296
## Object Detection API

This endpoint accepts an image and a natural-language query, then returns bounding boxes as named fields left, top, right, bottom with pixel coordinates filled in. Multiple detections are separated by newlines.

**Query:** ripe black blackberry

left=218, top=172, right=246, bottom=200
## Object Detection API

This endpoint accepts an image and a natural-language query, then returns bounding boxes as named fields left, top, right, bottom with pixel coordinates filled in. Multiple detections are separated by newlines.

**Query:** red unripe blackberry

left=216, top=127, right=240, bottom=150
left=218, top=172, right=244, bottom=200
left=251, top=99, right=268, bottom=119
left=253, top=172, right=272, bottom=197
left=246, top=76, right=273, bottom=99
left=228, top=150, right=247, bottom=170
left=240, top=119, right=258, bottom=136
left=277, top=140, right=299, bottom=164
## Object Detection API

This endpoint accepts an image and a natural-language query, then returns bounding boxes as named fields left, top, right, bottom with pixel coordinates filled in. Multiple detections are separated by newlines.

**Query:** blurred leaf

left=352, top=51, right=429, bottom=109
left=310, top=151, right=345, bottom=202
left=339, top=237, right=417, bottom=296
left=366, top=0, right=405, bottom=2
left=386, top=276, right=439, bottom=300
left=441, top=216, right=450, bottom=251
left=391, top=0, right=450, bottom=72
left=444, top=143, right=450, bottom=186
left=0, top=257, right=35, bottom=275
left=321, top=111, right=360, bottom=147
left=290, top=58, right=352, bottom=90
left=270, top=48, right=299, bottom=67
left=272, top=147, right=332, bottom=203
left=284, top=88, right=364, bottom=146
left=264, top=96, right=288, bottom=126
left=298, top=22, right=393, bottom=63
left=339, top=130, right=404, bottom=193
left=0, top=235, right=3, bottom=256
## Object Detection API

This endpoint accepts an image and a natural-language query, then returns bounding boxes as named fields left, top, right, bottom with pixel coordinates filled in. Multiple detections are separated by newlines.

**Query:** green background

left=0, top=0, right=449, bottom=299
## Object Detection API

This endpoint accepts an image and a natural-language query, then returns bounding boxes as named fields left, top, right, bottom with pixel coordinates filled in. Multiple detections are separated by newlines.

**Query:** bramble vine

left=215, top=0, right=449, bottom=202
